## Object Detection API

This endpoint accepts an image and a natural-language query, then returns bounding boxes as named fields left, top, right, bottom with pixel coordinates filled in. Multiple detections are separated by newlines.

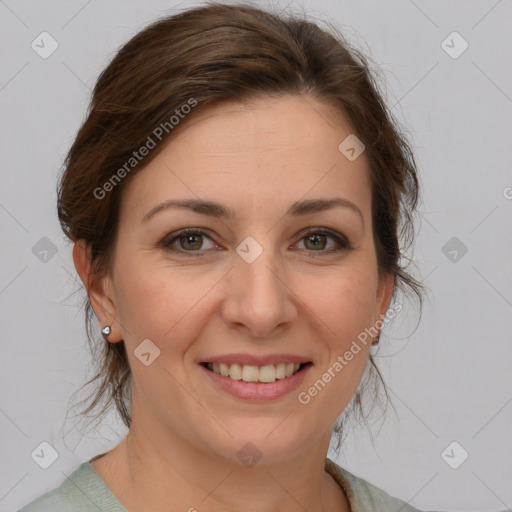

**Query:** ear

left=375, top=272, right=395, bottom=323
left=73, top=240, right=121, bottom=342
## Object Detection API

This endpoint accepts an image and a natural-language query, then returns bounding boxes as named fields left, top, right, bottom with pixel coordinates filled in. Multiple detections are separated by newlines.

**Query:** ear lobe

left=72, top=240, right=119, bottom=339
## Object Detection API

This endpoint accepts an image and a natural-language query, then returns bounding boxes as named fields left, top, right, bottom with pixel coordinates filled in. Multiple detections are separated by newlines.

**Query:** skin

left=74, top=94, right=394, bottom=512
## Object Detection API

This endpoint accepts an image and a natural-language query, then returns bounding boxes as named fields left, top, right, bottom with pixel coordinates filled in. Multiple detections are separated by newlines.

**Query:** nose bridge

left=237, top=236, right=283, bottom=306
left=223, top=233, right=295, bottom=336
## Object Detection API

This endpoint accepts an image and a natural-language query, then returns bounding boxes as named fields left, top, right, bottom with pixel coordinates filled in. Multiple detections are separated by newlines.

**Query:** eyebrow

left=141, top=197, right=364, bottom=228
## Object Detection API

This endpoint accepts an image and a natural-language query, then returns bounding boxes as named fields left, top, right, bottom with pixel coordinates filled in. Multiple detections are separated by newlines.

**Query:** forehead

left=120, top=94, right=371, bottom=223
left=168, top=94, right=358, bottom=158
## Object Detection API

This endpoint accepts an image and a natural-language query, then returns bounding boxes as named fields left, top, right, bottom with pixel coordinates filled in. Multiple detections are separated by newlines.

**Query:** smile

left=202, top=362, right=310, bottom=383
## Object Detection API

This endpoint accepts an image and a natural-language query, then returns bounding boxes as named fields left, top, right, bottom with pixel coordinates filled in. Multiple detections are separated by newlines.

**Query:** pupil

left=183, top=234, right=201, bottom=249
left=308, top=234, right=324, bottom=248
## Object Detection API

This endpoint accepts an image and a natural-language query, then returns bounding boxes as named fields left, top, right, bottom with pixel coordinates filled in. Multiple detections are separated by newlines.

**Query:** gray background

left=1, top=0, right=511, bottom=510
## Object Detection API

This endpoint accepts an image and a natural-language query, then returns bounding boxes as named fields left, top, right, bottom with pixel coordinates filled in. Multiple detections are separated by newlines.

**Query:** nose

left=220, top=243, right=297, bottom=339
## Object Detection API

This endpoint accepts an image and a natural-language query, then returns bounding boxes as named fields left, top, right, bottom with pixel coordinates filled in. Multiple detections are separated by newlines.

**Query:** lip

left=199, top=362, right=312, bottom=402
left=198, top=353, right=312, bottom=366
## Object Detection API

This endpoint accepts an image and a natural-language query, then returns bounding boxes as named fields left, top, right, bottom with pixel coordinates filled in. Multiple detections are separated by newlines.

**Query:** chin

left=201, top=419, right=316, bottom=467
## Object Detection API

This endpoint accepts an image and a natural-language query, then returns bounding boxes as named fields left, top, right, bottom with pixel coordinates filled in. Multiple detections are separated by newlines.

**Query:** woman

left=18, top=2, right=463, bottom=511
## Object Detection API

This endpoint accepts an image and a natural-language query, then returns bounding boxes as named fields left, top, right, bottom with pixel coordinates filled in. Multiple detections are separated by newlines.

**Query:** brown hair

left=58, top=1, right=423, bottom=445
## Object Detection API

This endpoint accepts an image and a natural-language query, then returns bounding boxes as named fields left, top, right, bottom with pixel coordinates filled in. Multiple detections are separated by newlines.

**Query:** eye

left=159, top=227, right=351, bottom=257
left=160, top=228, right=219, bottom=255
left=293, top=228, right=351, bottom=255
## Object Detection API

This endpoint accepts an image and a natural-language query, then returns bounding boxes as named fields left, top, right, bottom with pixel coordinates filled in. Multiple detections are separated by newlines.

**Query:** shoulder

left=18, top=463, right=126, bottom=512
left=325, top=457, right=428, bottom=512
left=325, top=459, right=512, bottom=512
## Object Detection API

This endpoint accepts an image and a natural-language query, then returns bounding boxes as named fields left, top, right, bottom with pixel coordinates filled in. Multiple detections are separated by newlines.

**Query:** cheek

left=315, top=267, right=378, bottom=339
left=113, top=258, right=222, bottom=347
left=304, top=269, right=377, bottom=405
left=313, top=268, right=376, bottom=390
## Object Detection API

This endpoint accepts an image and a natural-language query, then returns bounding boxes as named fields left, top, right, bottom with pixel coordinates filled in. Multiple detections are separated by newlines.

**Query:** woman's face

left=82, top=94, right=393, bottom=464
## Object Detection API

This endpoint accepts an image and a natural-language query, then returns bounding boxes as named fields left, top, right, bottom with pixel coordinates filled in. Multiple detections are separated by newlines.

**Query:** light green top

left=18, top=457, right=435, bottom=512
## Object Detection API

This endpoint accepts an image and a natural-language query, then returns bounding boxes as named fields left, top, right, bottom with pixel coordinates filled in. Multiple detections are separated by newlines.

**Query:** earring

left=101, top=326, right=111, bottom=338
left=372, top=333, right=380, bottom=346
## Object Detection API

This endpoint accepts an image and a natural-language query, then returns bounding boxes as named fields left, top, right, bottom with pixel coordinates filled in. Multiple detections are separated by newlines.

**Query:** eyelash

left=159, top=228, right=352, bottom=257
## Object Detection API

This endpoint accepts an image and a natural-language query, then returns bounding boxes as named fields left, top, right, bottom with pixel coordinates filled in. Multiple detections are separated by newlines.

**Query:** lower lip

left=199, top=364, right=312, bottom=401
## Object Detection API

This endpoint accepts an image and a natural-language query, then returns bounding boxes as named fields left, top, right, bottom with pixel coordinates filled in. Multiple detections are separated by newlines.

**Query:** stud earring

left=101, top=326, right=111, bottom=338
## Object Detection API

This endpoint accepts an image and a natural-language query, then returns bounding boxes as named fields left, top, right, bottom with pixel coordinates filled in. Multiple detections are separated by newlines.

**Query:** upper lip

left=199, top=353, right=312, bottom=366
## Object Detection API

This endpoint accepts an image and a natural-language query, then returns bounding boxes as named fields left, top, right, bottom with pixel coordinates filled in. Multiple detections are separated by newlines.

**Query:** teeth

left=219, top=363, right=230, bottom=377
left=229, top=363, right=242, bottom=380
left=206, top=362, right=304, bottom=383
left=259, top=365, right=277, bottom=383
left=275, top=363, right=286, bottom=379
left=242, top=365, right=259, bottom=382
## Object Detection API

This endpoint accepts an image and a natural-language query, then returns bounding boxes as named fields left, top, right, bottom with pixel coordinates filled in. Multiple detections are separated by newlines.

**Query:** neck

left=94, top=415, right=350, bottom=512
